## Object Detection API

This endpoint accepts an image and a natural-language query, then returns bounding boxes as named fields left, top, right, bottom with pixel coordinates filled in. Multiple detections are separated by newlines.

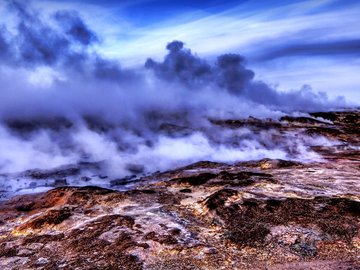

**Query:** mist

left=0, top=2, right=351, bottom=195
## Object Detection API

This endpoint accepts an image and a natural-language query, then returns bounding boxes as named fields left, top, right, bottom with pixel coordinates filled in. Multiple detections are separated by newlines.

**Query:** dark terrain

left=0, top=110, right=359, bottom=269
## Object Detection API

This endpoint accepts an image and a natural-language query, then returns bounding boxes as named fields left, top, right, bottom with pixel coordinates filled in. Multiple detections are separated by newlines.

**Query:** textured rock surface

left=0, top=110, right=359, bottom=269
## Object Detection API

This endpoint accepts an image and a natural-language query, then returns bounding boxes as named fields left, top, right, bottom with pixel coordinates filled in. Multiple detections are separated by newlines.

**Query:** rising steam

left=0, top=2, right=348, bottom=195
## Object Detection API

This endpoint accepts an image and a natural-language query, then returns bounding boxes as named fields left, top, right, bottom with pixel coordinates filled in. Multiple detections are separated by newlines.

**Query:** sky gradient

left=0, top=0, right=359, bottom=102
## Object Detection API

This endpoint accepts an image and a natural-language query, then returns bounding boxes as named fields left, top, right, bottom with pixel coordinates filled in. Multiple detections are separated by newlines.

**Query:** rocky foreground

left=0, top=111, right=359, bottom=269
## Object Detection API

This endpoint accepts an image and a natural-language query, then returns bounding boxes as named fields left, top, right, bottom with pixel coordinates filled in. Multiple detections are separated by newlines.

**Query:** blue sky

left=1, top=0, right=359, bottom=101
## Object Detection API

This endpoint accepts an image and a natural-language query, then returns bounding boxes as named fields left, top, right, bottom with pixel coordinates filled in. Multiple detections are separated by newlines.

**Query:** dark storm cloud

left=0, top=26, right=11, bottom=62
left=145, top=41, right=255, bottom=94
left=258, top=39, right=360, bottom=60
left=54, top=10, right=99, bottom=46
left=146, top=41, right=345, bottom=111
left=216, top=54, right=254, bottom=94
left=16, top=19, right=70, bottom=66
left=93, top=56, right=138, bottom=81
left=145, top=40, right=212, bottom=88
left=1, top=1, right=126, bottom=82
left=3, top=1, right=81, bottom=66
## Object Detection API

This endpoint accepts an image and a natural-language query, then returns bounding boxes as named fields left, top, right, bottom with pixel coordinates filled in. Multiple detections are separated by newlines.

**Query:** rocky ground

left=0, top=110, right=359, bottom=269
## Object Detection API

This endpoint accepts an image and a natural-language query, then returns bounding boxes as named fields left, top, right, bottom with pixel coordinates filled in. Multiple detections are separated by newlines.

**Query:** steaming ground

left=0, top=116, right=338, bottom=197
left=0, top=2, right=354, bottom=197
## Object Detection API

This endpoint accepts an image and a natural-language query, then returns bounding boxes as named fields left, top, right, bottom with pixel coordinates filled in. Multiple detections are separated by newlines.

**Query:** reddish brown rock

left=0, top=110, right=359, bottom=269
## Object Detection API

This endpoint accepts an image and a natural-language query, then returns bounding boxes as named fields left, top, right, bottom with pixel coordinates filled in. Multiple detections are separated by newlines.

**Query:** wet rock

left=15, top=202, right=35, bottom=212
left=168, top=227, right=181, bottom=235
left=158, top=123, right=191, bottom=136
left=26, top=167, right=80, bottom=179
left=214, top=170, right=274, bottom=186
left=179, top=188, right=192, bottom=193
left=0, top=243, right=17, bottom=257
left=240, top=158, right=302, bottom=169
left=53, top=179, right=67, bottom=187
left=6, top=117, right=73, bottom=133
left=181, top=161, right=225, bottom=170
left=205, top=189, right=238, bottom=210
left=280, top=116, right=327, bottom=124
left=126, top=164, right=145, bottom=174
left=171, top=173, right=217, bottom=186
left=16, top=207, right=72, bottom=231
left=219, top=170, right=271, bottom=180
left=310, top=111, right=338, bottom=122
left=110, top=175, right=137, bottom=186
left=211, top=117, right=282, bottom=129
left=306, top=127, right=344, bottom=137
left=144, top=231, right=178, bottom=245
